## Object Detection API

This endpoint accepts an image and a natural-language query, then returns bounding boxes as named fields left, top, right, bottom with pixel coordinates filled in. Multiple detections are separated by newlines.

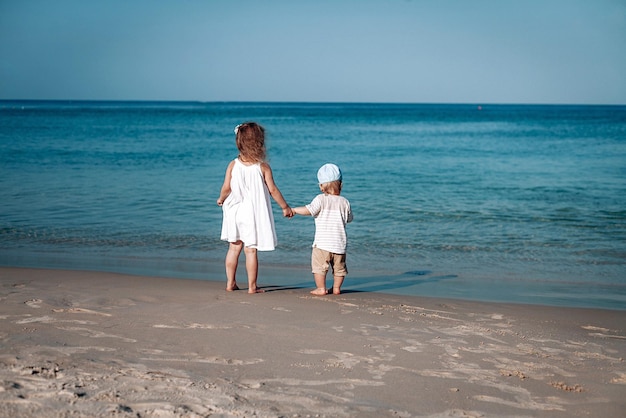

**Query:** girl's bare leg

left=244, top=246, right=264, bottom=293
left=225, top=241, right=243, bottom=291
left=310, top=273, right=328, bottom=295
left=332, top=275, right=345, bottom=295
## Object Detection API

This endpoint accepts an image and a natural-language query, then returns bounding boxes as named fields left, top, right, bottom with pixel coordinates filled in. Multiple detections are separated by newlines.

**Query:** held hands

left=219, top=197, right=293, bottom=217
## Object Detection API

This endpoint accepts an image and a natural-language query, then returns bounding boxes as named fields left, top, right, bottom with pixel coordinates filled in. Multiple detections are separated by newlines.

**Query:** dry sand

left=0, top=267, right=624, bottom=417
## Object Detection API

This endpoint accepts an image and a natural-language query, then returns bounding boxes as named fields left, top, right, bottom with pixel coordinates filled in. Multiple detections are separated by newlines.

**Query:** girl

left=217, top=122, right=293, bottom=293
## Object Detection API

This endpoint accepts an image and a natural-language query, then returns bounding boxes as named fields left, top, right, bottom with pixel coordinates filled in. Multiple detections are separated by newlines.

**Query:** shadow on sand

left=260, top=270, right=458, bottom=294
left=346, top=270, right=458, bottom=294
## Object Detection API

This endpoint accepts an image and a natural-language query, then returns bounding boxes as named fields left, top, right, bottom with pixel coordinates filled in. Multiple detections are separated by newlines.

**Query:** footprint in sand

left=51, top=307, right=112, bottom=317
left=153, top=323, right=234, bottom=330
left=56, top=326, right=137, bottom=343
left=24, top=299, right=43, bottom=308
left=610, top=372, right=626, bottom=384
left=15, top=316, right=55, bottom=324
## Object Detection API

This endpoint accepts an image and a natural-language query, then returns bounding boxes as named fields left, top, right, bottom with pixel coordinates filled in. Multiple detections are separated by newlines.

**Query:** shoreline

left=1, top=266, right=625, bottom=417
left=2, top=259, right=625, bottom=312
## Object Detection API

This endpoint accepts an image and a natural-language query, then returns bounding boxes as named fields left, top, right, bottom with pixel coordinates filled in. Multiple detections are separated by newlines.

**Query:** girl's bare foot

left=248, top=288, right=265, bottom=294
left=226, top=284, right=240, bottom=291
left=310, top=288, right=328, bottom=296
left=332, top=287, right=341, bottom=295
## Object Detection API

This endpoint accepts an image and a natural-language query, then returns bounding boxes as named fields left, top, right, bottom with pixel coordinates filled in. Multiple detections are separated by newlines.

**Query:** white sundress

left=220, top=158, right=277, bottom=251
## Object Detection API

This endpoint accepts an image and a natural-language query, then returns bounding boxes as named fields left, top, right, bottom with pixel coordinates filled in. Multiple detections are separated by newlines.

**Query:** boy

left=293, top=163, right=353, bottom=295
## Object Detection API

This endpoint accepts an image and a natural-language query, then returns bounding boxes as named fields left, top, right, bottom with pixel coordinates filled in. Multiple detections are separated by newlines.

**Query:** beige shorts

left=311, top=247, right=348, bottom=276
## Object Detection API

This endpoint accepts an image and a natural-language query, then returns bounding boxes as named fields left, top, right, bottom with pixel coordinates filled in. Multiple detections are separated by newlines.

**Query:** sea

left=1, top=101, right=625, bottom=310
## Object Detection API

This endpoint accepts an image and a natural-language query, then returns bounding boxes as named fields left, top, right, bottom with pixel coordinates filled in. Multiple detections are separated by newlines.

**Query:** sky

left=1, top=0, right=625, bottom=104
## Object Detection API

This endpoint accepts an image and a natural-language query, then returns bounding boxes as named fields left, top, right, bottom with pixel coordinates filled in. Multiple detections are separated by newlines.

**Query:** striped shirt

left=306, top=193, right=353, bottom=254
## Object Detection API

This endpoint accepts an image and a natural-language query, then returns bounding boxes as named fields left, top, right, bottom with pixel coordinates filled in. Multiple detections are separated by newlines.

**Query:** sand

left=0, top=267, right=624, bottom=417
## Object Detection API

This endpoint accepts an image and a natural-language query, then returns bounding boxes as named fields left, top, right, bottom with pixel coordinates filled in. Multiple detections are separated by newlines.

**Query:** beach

left=0, top=267, right=624, bottom=417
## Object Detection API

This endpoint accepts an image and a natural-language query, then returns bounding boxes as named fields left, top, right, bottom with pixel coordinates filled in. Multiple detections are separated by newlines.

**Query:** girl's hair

left=235, top=122, right=266, bottom=163
left=321, top=180, right=342, bottom=195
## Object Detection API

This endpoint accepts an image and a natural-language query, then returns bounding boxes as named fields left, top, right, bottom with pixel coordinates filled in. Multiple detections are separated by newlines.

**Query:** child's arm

left=217, top=160, right=235, bottom=206
left=292, top=206, right=311, bottom=216
left=260, top=163, right=292, bottom=217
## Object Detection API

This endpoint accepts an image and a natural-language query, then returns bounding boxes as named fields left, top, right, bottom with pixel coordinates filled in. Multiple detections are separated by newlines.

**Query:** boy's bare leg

left=332, top=275, right=345, bottom=295
left=244, top=246, right=264, bottom=293
left=225, top=241, right=243, bottom=291
left=310, top=273, right=328, bottom=295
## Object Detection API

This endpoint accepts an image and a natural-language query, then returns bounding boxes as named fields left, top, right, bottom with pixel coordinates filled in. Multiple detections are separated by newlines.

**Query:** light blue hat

left=317, top=163, right=342, bottom=184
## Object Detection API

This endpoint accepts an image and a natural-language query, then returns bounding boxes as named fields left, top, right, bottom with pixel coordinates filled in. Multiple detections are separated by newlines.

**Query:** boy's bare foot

left=332, top=288, right=341, bottom=295
left=248, top=288, right=265, bottom=294
left=310, top=288, right=328, bottom=296
left=226, top=284, right=240, bottom=291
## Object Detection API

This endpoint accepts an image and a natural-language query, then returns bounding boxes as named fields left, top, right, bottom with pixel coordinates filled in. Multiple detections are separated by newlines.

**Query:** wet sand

left=0, top=267, right=624, bottom=417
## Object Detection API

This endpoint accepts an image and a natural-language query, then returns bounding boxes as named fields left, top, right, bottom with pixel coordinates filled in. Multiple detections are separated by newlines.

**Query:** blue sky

left=1, top=0, right=625, bottom=104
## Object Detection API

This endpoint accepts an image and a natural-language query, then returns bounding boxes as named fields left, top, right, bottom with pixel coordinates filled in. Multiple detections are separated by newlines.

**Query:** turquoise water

left=1, top=101, right=625, bottom=310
